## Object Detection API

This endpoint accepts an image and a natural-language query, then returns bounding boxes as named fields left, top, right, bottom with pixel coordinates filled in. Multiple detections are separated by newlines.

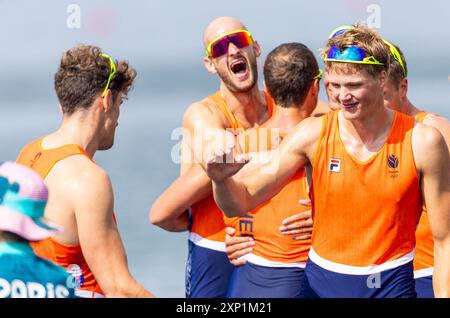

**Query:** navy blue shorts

left=300, top=259, right=417, bottom=298
left=415, top=276, right=434, bottom=298
left=227, top=262, right=305, bottom=298
left=185, top=240, right=234, bottom=298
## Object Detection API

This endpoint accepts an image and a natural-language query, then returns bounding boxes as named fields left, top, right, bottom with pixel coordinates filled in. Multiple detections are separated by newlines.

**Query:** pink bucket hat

left=0, top=161, right=61, bottom=241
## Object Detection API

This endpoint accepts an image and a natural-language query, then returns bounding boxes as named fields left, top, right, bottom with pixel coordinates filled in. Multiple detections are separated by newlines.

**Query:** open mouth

left=230, top=58, right=249, bottom=79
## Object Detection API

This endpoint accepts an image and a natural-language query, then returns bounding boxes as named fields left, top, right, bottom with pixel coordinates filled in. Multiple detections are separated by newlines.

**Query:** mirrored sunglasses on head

left=324, top=45, right=385, bottom=66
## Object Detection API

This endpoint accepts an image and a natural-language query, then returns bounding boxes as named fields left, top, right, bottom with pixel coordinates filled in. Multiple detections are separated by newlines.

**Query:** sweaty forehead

left=325, top=70, right=367, bottom=84
left=326, top=64, right=375, bottom=79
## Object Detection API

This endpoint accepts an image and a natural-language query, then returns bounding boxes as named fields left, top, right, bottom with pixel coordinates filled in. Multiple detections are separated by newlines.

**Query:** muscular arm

left=150, top=164, right=211, bottom=232
left=413, top=124, right=450, bottom=297
left=207, top=116, right=323, bottom=216
left=74, top=166, right=153, bottom=298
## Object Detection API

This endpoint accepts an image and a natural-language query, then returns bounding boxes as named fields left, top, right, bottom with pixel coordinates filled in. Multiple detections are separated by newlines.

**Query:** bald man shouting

left=150, top=17, right=272, bottom=297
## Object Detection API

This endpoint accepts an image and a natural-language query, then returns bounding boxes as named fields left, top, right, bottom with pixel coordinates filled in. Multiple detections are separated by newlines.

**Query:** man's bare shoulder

left=413, top=121, right=444, bottom=144
left=47, top=155, right=112, bottom=197
left=423, top=113, right=450, bottom=135
left=183, top=97, right=228, bottom=130
left=412, top=122, right=448, bottom=169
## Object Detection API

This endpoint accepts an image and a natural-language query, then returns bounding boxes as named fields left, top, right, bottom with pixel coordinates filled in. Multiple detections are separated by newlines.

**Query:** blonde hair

left=323, top=23, right=390, bottom=77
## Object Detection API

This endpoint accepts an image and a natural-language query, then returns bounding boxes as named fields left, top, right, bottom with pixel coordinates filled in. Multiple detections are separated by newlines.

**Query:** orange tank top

left=224, top=129, right=311, bottom=265
left=16, top=137, right=104, bottom=297
left=413, top=111, right=434, bottom=273
left=311, top=110, right=422, bottom=267
left=189, top=91, right=273, bottom=249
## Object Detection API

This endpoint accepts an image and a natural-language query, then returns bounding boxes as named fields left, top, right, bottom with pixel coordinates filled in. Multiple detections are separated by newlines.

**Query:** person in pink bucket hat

left=0, top=161, right=75, bottom=298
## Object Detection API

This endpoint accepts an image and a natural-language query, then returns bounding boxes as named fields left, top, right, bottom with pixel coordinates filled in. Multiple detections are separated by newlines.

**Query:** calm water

left=0, top=66, right=448, bottom=297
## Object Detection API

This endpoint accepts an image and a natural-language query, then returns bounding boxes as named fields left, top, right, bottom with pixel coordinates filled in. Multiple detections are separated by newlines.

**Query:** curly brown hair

left=323, top=23, right=390, bottom=78
left=54, top=44, right=137, bottom=115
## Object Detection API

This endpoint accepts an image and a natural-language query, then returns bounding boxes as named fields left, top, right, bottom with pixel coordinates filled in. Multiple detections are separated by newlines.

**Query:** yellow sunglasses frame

left=205, top=29, right=253, bottom=58
left=314, top=68, right=323, bottom=80
left=100, top=53, right=117, bottom=98
left=383, top=39, right=407, bottom=77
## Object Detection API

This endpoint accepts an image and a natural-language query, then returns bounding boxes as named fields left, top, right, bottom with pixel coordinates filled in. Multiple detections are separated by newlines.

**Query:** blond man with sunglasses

left=204, top=24, right=450, bottom=298
left=326, top=28, right=450, bottom=297
left=150, top=17, right=273, bottom=298
left=16, top=45, right=153, bottom=298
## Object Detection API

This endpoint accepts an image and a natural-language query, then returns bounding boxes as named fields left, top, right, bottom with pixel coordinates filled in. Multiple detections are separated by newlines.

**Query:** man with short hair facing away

left=225, top=42, right=321, bottom=298
left=16, top=45, right=153, bottom=298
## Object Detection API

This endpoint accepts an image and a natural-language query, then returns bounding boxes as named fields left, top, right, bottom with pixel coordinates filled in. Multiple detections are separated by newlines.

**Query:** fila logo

left=329, top=158, right=341, bottom=172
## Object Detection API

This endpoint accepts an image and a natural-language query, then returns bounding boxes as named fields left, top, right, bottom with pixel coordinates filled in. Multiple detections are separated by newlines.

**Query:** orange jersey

left=16, top=137, right=104, bottom=297
left=311, top=110, right=422, bottom=270
left=413, top=111, right=434, bottom=274
left=189, top=91, right=273, bottom=249
left=225, top=129, right=311, bottom=266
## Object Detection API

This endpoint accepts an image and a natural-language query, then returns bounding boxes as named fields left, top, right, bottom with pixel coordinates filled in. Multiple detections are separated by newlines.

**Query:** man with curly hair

left=16, top=44, right=153, bottom=298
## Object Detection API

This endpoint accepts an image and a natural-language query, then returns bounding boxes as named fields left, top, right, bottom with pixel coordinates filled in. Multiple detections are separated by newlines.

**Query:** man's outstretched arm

left=205, top=116, right=323, bottom=216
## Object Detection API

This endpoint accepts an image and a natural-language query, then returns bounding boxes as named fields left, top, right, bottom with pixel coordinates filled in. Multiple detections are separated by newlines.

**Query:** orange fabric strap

left=209, top=91, right=275, bottom=131
left=415, top=111, right=428, bottom=123
left=209, top=92, right=241, bottom=130
left=16, top=138, right=92, bottom=179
